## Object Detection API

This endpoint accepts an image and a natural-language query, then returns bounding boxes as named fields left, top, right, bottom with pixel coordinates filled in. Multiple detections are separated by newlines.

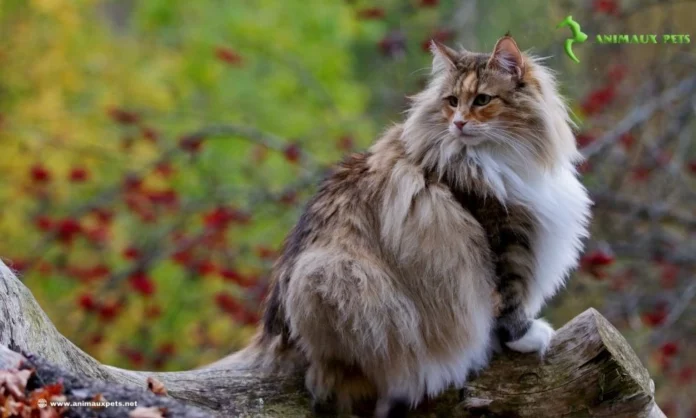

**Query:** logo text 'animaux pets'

left=556, top=15, right=690, bottom=64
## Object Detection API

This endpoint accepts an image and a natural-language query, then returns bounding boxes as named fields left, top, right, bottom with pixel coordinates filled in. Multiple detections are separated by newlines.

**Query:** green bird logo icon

left=557, top=15, right=587, bottom=63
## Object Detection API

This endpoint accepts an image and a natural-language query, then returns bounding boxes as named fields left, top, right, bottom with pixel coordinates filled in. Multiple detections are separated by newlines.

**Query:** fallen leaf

left=28, top=382, right=64, bottom=408
left=2, top=395, right=25, bottom=417
left=92, top=393, right=107, bottom=409
left=129, top=406, right=168, bottom=418
left=0, top=369, right=34, bottom=399
left=146, top=377, right=168, bottom=396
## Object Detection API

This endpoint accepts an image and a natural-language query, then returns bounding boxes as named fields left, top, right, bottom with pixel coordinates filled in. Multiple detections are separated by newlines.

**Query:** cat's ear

left=488, top=34, right=525, bottom=79
left=430, top=40, right=458, bottom=73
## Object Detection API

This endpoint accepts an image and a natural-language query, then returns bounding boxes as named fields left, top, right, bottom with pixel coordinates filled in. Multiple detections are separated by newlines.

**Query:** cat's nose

left=453, top=120, right=466, bottom=130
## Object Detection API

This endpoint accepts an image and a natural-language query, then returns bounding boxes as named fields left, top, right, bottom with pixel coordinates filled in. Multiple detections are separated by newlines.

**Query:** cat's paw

left=505, top=318, right=554, bottom=354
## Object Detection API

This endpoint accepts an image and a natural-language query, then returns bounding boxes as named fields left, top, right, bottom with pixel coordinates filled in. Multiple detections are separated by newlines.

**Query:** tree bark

left=0, top=260, right=665, bottom=417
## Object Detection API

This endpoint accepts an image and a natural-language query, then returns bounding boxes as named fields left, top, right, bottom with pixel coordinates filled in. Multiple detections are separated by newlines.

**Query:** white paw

left=505, top=319, right=554, bottom=354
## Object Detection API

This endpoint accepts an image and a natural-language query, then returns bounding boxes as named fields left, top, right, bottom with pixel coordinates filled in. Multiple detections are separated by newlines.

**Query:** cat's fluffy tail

left=199, top=331, right=304, bottom=372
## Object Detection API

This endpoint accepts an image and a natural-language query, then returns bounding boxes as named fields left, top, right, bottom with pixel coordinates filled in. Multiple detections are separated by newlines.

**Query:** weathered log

left=0, top=260, right=665, bottom=417
left=0, top=345, right=213, bottom=417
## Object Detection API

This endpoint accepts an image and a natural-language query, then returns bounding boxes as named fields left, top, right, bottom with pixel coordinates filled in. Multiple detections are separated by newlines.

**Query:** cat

left=237, top=35, right=591, bottom=417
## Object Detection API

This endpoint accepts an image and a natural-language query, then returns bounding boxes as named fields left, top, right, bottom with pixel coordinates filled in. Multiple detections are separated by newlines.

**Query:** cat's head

left=403, top=35, right=580, bottom=174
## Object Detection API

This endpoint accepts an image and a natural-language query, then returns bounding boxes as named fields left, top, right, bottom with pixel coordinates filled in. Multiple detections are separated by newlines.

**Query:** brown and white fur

left=247, top=35, right=591, bottom=417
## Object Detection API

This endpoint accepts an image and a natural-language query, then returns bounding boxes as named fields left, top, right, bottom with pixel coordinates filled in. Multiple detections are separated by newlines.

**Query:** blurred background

left=1, top=0, right=695, bottom=416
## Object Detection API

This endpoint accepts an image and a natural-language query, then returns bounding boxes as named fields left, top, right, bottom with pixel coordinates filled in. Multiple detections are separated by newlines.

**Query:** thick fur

left=254, top=36, right=592, bottom=417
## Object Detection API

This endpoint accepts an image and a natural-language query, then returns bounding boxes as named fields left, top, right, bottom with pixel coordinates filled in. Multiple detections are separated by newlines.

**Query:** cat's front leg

left=490, top=245, right=556, bottom=355
left=504, top=317, right=554, bottom=354
left=495, top=288, right=555, bottom=355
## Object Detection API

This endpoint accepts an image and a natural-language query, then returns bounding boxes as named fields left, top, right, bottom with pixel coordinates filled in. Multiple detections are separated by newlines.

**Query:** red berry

left=129, top=270, right=156, bottom=296
left=141, top=126, right=159, bottom=142
left=631, top=166, right=652, bottom=182
left=220, top=268, right=243, bottom=283
left=145, top=305, right=162, bottom=319
left=337, top=135, right=354, bottom=151
left=660, top=341, right=679, bottom=357
left=587, top=267, right=607, bottom=280
left=179, top=133, right=205, bottom=154
left=642, top=305, right=668, bottom=327
left=619, top=133, right=635, bottom=150
left=91, top=207, right=114, bottom=224
left=195, top=260, right=218, bottom=276
left=214, top=47, right=243, bottom=65
left=283, top=143, right=301, bottom=163
left=215, top=292, right=242, bottom=314
left=123, top=246, right=141, bottom=261
left=660, top=264, right=679, bottom=289
left=203, top=207, right=233, bottom=230
left=593, top=0, right=618, bottom=15
left=55, top=218, right=82, bottom=244
left=69, top=167, right=89, bottom=183
left=576, top=133, right=595, bottom=148
left=421, top=29, right=455, bottom=52
left=279, top=190, right=297, bottom=206
left=171, top=249, right=193, bottom=266
left=30, top=164, right=51, bottom=183
left=9, top=258, right=28, bottom=274
left=123, top=175, right=143, bottom=192
left=580, top=250, right=615, bottom=280
left=98, top=301, right=123, bottom=322
left=582, top=250, right=615, bottom=267
left=220, top=269, right=255, bottom=288
left=678, top=366, right=694, bottom=384
left=158, top=342, right=176, bottom=357
left=234, top=309, right=260, bottom=326
left=356, top=7, right=385, bottom=20
left=240, top=274, right=258, bottom=289
left=119, top=346, right=145, bottom=367
left=146, top=188, right=179, bottom=208
left=107, top=107, right=140, bottom=125
left=78, top=293, right=98, bottom=312
left=84, top=225, right=109, bottom=244
left=203, top=206, right=249, bottom=230
left=35, top=215, right=53, bottom=232
left=419, top=0, right=438, bottom=6
left=88, top=264, right=110, bottom=281
left=581, top=86, right=616, bottom=116
left=155, top=161, right=175, bottom=178
left=89, top=334, right=104, bottom=346
left=687, top=160, right=696, bottom=174
left=256, top=246, right=277, bottom=260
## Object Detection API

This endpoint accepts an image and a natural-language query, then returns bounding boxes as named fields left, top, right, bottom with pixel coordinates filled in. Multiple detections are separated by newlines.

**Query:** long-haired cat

left=230, top=35, right=591, bottom=417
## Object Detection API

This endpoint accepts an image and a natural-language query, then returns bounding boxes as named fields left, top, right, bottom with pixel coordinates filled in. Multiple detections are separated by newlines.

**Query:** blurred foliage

left=1, top=0, right=695, bottom=416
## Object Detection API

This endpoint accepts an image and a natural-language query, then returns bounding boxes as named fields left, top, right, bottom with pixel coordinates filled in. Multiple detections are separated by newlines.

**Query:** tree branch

left=581, top=76, right=696, bottom=159
left=0, top=260, right=665, bottom=417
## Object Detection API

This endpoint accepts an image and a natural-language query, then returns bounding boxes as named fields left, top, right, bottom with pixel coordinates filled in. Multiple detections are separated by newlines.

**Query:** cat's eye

left=446, top=96, right=459, bottom=107
left=473, top=94, right=492, bottom=106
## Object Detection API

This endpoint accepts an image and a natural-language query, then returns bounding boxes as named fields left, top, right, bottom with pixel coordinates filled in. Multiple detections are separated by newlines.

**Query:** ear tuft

left=430, top=40, right=458, bottom=72
left=488, top=35, right=524, bottom=79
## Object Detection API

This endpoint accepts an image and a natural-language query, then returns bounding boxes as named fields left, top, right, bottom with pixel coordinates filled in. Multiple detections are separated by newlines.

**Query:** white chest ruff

left=477, top=156, right=592, bottom=317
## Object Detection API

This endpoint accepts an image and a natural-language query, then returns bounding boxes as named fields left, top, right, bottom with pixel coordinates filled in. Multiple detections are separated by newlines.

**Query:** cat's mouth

left=455, top=131, right=486, bottom=145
